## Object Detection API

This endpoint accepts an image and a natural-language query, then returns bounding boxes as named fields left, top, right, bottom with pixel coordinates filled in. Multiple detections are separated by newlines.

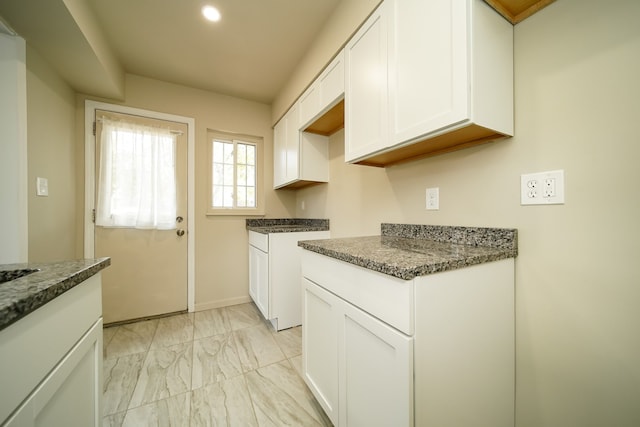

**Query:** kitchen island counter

left=0, top=258, right=111, bottom=331
left=298, top=223, right=517, bottom=280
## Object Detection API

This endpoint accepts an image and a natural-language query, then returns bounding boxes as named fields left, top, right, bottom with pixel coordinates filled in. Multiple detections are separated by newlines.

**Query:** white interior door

left=94, top=110, right=188, bottom=324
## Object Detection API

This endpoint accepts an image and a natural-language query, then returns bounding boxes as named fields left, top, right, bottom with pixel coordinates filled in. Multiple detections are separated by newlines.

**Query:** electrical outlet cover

left=521, top=170, right=564, bottom=205
left=426, top=187, right=439, bottom=210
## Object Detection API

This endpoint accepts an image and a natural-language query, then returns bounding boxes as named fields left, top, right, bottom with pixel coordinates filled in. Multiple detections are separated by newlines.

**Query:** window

left=208, top=130, right=264, bottom=215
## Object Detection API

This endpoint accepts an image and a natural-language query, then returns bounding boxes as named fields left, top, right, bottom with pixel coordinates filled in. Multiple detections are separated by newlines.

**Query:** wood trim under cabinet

left=483, top=0, right=556, bottom=24
left=353, top=124, right=511, bottom=168
left=303, top=100, right=345, bottom=136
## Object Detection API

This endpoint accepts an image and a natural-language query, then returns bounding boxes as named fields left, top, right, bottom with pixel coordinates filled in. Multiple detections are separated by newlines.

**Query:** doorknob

left=176, top=229, right=185, bottom=237
left=176, top=216, right=184, bottom=223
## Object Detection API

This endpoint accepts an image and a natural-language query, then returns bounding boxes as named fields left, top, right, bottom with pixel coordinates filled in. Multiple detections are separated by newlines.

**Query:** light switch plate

left=36, top=177, right=49, bottom=197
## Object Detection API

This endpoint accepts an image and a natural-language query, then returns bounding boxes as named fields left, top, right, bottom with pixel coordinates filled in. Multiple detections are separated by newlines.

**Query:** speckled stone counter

left=246, top=218, right=329, bottom=234
left=298, top=223, right=517, bottom=280
left=0, top=258, right=111, bottom=331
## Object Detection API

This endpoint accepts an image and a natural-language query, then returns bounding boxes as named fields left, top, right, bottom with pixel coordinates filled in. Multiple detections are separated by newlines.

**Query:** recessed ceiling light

left=202, top=5, right=221, bottom=22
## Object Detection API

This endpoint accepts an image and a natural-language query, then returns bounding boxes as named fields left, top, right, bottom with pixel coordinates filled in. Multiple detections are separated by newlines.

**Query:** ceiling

left=0, top=0, right=343, bottom=104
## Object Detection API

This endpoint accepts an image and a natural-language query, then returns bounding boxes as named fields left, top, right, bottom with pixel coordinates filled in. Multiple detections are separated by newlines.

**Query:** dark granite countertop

left=0, top=258, right=111, bottom=331
left=298, top=223, right=517, bottom=280
left=246, top=218, right=329, bottom=234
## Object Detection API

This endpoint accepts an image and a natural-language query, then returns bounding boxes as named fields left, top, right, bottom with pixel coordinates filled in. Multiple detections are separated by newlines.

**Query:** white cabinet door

left=273, top=118, right=287, bottom=188
left=341, top=302, right=413, bottom=427
left=388, top=0, right=468, bottom=145
left=302, top=279, right=340, bottom=425
left=273, top=105, right=300, bottom=188
left=299, top=50, right=345, bottom=130
left=249, top=244, right=269, bottom=319
left=344, top=1, right=389, bottom=162
left=4, top=320, right=103, bottom=427
left=284, top=104, right=300, bottom=182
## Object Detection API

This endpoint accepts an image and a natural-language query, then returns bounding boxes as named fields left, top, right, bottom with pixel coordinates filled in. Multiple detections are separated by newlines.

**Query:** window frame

left=206, top=130, right=264, bottom=216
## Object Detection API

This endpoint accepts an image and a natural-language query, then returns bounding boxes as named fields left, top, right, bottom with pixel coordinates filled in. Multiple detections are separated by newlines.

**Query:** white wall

left=293, top=0, right=640, bottom=425
left=0, top=34, right=27, bottom=264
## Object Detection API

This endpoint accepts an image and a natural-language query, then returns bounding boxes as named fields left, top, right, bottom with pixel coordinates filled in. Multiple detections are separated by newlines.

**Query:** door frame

left=83, top=99, right=196, bottom=313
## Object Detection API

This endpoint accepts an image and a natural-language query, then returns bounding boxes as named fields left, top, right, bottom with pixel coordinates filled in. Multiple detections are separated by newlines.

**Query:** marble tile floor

left=102, top=302, right=332, bottom=426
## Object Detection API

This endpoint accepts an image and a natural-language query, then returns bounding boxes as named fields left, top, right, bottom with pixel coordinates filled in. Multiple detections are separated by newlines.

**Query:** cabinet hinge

left=92, top=209, right=96, bottom=223
left=93, top=122, right=96, bottom=136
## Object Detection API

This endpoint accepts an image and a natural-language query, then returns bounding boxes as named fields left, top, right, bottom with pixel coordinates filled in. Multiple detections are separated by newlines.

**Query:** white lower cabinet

left=249, top=241, right=269, bottom=317
left=302, top=250, right=515, bottom=427
left=0, top=273, right=103, bottom=427
left=4, top=320, right=102, bottom=427
left=303, top=277, right=412, bottom=427
left=249, top=230, right=330, bottom=330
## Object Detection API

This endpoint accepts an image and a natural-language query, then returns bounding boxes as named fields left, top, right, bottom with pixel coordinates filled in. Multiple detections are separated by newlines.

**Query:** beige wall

left=79, top=74, right=296, bottom=310
left=0, top=34, right=27, bottom=264
left=294, top=0, right=640, bottom=425
left=26, top=45, right=78, bottom=262
left=271, top=0, right=380, bottom=124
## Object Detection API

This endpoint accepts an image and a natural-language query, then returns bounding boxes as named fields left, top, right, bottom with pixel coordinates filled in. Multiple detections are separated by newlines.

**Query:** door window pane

left=96, top=119, right=177, bottom=229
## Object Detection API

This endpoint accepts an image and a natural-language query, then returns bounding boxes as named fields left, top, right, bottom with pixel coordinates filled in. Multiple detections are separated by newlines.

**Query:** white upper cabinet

left=388, top=0, right=469, bottom=145
left=344, top=2, right=389, bottom=163
left=345, top=0, right=513, bottom=167
left=299, top=49, right=345, bottom=131
left=274, top=51, right=344, bottom=189
left=273, top=103, right=329, bottom=189
left=273, top=105, right=298, bottom=188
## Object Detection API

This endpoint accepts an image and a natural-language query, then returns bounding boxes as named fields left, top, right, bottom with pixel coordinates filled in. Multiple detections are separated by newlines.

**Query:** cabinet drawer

left=249, top=231, right=269, bottom=252
left=301, top=250, right=414, bottom=335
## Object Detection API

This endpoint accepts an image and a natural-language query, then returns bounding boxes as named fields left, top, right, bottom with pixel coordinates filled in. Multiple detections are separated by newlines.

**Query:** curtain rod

left=97, top=116, right=184, bottom=135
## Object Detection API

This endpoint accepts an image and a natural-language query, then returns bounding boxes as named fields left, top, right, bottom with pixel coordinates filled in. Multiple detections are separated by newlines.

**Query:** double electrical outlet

left=520, top=170, right=565, bottom=205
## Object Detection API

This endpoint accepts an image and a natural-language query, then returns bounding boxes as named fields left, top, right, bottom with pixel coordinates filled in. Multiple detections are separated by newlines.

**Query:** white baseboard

left=194, top=295, right=252, bottom=312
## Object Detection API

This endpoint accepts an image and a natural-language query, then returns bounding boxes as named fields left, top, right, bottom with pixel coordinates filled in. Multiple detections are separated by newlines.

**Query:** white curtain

left=96, top=118, right=177, bottom=230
